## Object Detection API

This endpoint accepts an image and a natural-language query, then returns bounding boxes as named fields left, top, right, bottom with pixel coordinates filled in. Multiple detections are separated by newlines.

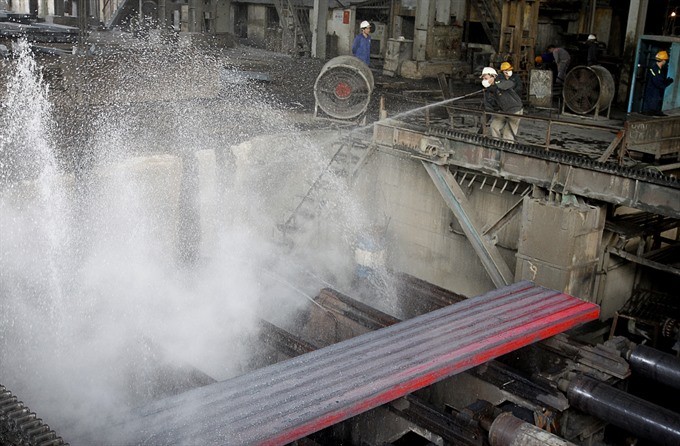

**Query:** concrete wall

left=327, top=8, right=355, bottom=56
left=352, top=149, right=521, bottom=299
left=247, top=4, right=267, bottom=44
left=13, top=0, right=30, bottom=13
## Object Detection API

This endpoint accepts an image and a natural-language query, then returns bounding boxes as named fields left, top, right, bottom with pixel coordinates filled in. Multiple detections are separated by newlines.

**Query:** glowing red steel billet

left=121, top=282, right=598, bottom=445
left=263, top=299, right=598, bottom=446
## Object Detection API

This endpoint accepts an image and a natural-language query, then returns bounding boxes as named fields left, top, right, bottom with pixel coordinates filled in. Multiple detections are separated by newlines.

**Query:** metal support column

left=619, top=0, right=649, bottom=103
left=312, top=0, right=328, bottom=59
left=422, top=162, right=513, bottom=288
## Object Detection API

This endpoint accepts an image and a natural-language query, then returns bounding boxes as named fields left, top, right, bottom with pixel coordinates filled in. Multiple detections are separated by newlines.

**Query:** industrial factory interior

left=1, top=0, right=680, bottom=445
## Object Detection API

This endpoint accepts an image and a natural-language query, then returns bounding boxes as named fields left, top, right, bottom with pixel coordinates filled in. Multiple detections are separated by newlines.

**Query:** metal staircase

left=470, top=0, right=502, bottom=51
left=279, top=131, right=374, bottom=237
left=272, top=0, right=311, bottom=56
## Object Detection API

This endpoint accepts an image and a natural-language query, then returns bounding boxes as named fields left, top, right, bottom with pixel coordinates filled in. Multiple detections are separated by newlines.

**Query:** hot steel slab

left=118, top=281, right=599, bottom=445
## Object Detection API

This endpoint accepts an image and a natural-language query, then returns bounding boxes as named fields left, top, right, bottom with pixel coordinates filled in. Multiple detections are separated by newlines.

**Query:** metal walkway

left=372, top=121, right=680, bottom=219
left=118, top=281, right=599, bottom=445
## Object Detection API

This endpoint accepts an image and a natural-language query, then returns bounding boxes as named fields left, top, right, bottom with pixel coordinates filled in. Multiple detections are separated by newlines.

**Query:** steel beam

left=423, top=162, right=514, bottom=288
left=115, top=281, right=599, bottom=445
left=372, top=122, right=680, bottom=219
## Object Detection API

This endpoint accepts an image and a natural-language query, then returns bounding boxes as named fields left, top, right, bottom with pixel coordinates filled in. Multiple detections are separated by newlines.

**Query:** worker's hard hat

left=360, top=20, right=370, bottom=29
left=500, top=62, right=513, bottom=72
left=656, top=50, right=669, bottom=61
left=587, top=34, right=596, bottom=41
left=535, top=56, right=543, bottom=64
left=480, top=67, right=498, bottom=77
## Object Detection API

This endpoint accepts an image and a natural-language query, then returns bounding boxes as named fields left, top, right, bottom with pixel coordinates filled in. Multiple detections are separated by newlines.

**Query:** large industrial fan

left=314, top=55, right=374, bottom=120
left=562, top=65, right=615, bottom=118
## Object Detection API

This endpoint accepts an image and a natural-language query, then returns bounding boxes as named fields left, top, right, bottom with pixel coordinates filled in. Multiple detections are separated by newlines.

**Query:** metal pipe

left=628, top=344, right=680, bottom=390
left=489, top=412, right=576, bottom=446
left=567, top=374, right=680, bottom=446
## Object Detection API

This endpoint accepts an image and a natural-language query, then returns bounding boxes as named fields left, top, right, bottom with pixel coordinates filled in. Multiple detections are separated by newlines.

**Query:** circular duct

left=563, top=65, right=615, bottom=114
left=314, top=55, right=374, bottom=120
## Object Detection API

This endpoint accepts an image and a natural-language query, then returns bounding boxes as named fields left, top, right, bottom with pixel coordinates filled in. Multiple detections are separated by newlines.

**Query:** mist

left=0, top=38, right=374, bottom=441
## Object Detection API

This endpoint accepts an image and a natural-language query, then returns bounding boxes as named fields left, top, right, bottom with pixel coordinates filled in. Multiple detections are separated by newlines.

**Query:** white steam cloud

left=0, top=38, right=374, bottom=442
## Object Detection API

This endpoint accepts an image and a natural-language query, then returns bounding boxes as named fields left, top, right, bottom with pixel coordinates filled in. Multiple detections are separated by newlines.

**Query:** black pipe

left=629, top=344, right=680, bottom=390
left=567, top=374, right=680, bottom=446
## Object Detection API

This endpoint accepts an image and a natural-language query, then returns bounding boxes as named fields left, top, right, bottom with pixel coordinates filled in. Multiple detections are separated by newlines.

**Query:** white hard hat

left=480, top=67, right=497, bottom=77
left=587, top=34, right=596, bottom=40
left=360, top=21, right=370, bottom=29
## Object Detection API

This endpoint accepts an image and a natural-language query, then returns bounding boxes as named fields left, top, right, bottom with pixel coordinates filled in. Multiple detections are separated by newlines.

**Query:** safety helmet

left=480, top=67, right=498, bottom=77
left=535, top=56, right=543, bottom=64
left=656, top=50, right=669, bottom=61
left=587, top=34, right=596, bottom=41
left=500, top=62, right=513, bottom=72
left=360, top=20, right=370, bottom=29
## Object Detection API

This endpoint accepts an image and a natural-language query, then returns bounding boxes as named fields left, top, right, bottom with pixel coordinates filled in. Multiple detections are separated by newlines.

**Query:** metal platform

left=116, top=281, right=599, bottom=445
left=372, top=120, right=680, bottom=219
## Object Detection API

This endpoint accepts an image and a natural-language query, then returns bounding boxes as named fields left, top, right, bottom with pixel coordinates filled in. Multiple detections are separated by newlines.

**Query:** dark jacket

left=586, top=41, right=598, bottom=66
left=352, top=33, right=371, bottom=66
left=484, top=79, right=523, bottom=113
left=642, top=63, right=674, bottom=113
left=505, top=72, right=524, bottom=98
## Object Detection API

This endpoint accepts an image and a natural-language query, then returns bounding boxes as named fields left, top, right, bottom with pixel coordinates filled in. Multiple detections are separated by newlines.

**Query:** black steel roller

left=629, top=344, right=680, bottom=390
left=567, top=374, right=680, bottom=446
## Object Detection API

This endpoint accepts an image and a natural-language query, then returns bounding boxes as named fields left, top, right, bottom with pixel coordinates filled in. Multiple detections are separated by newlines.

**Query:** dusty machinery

left=2, top=276, right=680, bottom=445
left=314, top=55, right=374, bottom=121
left=562, top=65, right=615, bottom=118
left=9, top=276, right=669, bottom=446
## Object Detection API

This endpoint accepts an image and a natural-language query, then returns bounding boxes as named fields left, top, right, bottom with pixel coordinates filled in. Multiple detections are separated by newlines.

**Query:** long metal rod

left=114, top=282, right=598, bottom=445
left=423, top=162, right=513, bottom=288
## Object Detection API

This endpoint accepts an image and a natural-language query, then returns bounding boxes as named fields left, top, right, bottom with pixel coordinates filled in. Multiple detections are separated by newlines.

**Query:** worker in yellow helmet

left=500, top=61, right=523, bottom=98
left=642, top=50, right=674, bottom=116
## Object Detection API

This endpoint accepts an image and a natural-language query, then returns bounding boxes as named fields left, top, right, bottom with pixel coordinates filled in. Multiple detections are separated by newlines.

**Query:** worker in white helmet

left=480, top=66, right=524, bottom=142
left=352, top=20, right=372, bottom=66
left=586, top=34, right=599, bottom=66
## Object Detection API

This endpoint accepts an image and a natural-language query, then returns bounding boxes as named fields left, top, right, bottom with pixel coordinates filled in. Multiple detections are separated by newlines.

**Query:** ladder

left=279, top=131, right=375, bottom=237
left=470, top=0, right=502, bottom=52
left=272, top=0, right=312, bottom=57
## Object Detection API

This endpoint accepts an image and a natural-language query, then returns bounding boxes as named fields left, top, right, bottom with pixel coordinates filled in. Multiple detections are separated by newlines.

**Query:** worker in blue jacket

left=642, top=50, right=674, bottom=116
left=352, top=21, right=372, bottom=66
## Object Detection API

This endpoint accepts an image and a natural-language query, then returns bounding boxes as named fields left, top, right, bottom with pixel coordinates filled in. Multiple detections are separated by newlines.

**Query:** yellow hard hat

left=500, top=62, right=513, bottom=71
left=656, top=50, right=669, bottom=61
left=534, top=56, right=542, bottom=64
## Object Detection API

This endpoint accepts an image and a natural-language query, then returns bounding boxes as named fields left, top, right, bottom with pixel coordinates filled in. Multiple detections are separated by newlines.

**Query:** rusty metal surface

left=394, top=272, right=466, bottom=318
left=625, top=116, right=680, bottom=158
left=315, top=288, right=400, bottom=330
left=116, top=281, right=598, bottom=445
left=372, top=121, right=680, bottom=219
left=258, top=319, right=318, bottom=357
